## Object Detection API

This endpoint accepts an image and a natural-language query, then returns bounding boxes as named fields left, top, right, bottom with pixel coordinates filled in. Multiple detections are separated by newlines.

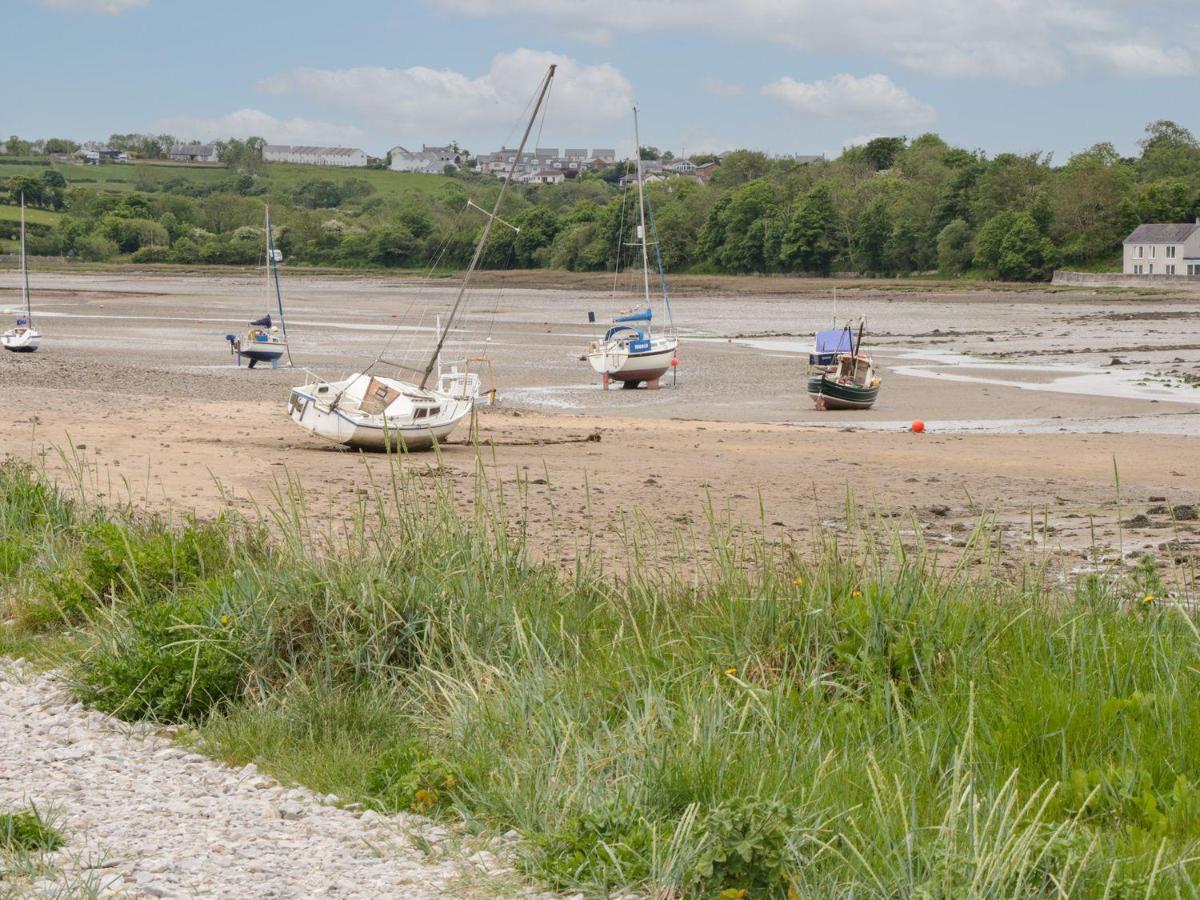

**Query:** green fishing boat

left=807, top=321, right=881, bottom=410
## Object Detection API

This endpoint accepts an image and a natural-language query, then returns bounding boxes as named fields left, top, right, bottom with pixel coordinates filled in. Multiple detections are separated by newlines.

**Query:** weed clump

left=0, top=806, right=65, bottom=853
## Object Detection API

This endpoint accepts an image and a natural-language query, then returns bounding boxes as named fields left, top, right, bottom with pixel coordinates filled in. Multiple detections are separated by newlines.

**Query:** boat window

left=414, top=408, right=428, bottom=419
left=429, top=406, right=441, bottom=417
left=317, top=386, right=329, bottom=394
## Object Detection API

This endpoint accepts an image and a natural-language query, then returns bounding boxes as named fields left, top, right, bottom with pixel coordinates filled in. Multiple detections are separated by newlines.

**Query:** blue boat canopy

left=250, top=314, right=272, bottom=328
left=615, top=308, right=652, bottom=325
left=815, top=329, right=853, bottom=353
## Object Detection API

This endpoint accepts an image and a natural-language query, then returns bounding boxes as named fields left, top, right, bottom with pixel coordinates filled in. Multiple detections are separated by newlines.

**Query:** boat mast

left=19, top=194, right=31, bottom=327
left=632, top=107, right=652, bottom=309
left=419, top=64, right=556, bottom=390
left=266, top=206, right=291, bottom=365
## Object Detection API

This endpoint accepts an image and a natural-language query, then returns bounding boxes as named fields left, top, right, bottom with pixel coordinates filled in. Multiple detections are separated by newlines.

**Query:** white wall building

left=262, top=145, right=367, bottom=168
left=1123, top=223, right=1200, bottom=276
left=388, top=144, right=466, bottom=173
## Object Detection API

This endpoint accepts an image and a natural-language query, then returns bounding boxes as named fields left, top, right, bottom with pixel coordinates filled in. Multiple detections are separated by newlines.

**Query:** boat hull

left=1, top=331, right=40, bottom=353
left=807, top=374, right=879, bottom=410
left=586, top=338, right=677, bottom=384
left=289, top=388, right=469, bottom=452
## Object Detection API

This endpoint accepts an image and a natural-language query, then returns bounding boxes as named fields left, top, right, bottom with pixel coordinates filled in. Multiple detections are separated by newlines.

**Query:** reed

left=1, top=452, right=1198, bottom=897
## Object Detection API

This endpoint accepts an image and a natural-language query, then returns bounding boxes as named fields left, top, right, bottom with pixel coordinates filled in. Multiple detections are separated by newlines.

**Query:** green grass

left=0, top=159, right=451, bottom=200
left=1, top=454, right=1198, bottom=897
left=0, top=204, right=65, bottom=227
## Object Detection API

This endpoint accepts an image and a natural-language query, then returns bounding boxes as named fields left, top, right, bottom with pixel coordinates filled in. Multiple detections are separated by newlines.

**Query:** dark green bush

left=0, top=806, right=65, bottom=852
left=73, top=577, right=248, bottom=722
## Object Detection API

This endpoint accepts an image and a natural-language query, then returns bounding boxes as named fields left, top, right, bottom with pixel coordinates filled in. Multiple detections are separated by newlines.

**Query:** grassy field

left=0, top=456, right=1197, bottom=897
left=0, top=204, right=65, bottom=227
left=0, top=159, right=452, bottom=200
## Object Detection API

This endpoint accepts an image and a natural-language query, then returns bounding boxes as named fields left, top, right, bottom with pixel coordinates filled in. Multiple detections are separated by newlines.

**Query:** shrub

left=73, top=577, right=248, bottom=722
left=363, top=741, right=460, bottom=814
left=74, top=234, right=117, bottom=262
left=130, top=245, right=171, bottom=263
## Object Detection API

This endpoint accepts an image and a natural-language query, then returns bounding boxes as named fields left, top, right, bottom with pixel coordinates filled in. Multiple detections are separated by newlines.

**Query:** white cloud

left=151, top=109, right=366, bottom=147
left=1070, top=41, right=1196, bottom=78
left=431, top=0, right=1197, bottom=84
left=258, top=49, right=633, bottom=141
left=39, top=0, right=147, bottom=13
left=702, top=78, right=742, bottom=98
left=763, top=74, right=937, bottom=131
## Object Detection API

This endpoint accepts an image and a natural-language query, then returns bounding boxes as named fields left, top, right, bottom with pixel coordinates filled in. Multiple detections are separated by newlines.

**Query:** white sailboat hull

left=288, top=374, right=472, bottom=451
left=586, top=337, right=677, bottom=383
left=1, top=328, right=40, bottom=353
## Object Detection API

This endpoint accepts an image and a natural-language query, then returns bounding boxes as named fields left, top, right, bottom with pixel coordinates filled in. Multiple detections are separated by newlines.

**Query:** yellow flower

left=851, top=590, right=862, bottom=598
left=724, top=667, right=737, bottom=677
left=1142, top=594, right=1156, bottom=605
left=792, top=577, right=804, bottom=587
left=414, top=789, right=437, bottom=810
left=219, top=614, right=231, bottom=626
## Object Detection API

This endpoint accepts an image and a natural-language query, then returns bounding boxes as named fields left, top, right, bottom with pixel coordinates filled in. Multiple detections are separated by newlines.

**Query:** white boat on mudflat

left=585, top=310, right=676, bottom=386
left=287, top=64, right=556, bottom=452
left=583, top=107, right=678, bottom=389
left=2, top=196, right=41, bottom=354
left=289, top=373, right=473, bottom=451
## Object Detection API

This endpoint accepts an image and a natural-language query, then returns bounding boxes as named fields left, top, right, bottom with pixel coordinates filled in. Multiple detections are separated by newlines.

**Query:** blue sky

left=7, top=0, right=1199, bottom=161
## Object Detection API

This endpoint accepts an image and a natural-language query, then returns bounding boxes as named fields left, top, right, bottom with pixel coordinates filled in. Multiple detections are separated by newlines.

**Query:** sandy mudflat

left=1, top=269, right=1198, bottom=574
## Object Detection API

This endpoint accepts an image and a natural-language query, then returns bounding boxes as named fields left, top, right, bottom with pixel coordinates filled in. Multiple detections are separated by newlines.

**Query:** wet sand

left=2, top=270, right=1198, bottom=574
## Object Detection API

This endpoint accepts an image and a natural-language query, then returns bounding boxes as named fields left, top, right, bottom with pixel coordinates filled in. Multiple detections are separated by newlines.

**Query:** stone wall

left=1051, top=270, right=1200, bottom=289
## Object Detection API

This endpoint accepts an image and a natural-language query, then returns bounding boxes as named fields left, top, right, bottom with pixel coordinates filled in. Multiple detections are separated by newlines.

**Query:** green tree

left=1138, top=120, right=1200, bottom=180
left=936, top=218, right=974, bottom=274
left=861, top=137, right=906, bottom=171
left=779, top=185, right=839, bottom=274
left=973, top=211, right=1020, bottom=273
left=368, top=225, right=417, bottom=267
left=997, top=213, right=1058, bottom=281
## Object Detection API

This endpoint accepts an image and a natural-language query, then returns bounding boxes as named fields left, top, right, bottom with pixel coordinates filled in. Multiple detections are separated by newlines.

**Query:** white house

left=527, top=169, right=565, bottom=185
left=169, top=143, right=219, bottom=163
left=262, top=145, right=367, bottom=168
left=1123, top=223, right=1200, bottom=276
left=389, top=144, right=466, bottom=173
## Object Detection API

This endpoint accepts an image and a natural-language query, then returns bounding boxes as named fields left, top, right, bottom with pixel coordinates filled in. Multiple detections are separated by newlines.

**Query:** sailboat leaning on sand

left=2, top=196, right=41, bottom=353
left=226, top=207, right=290, bottom=369
left=582, top=107, right=678, bottom=389
left=287, top=64, right=557, bottom=451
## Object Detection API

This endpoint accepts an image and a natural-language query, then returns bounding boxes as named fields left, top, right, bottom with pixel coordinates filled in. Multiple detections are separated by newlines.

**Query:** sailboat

left=583, top=107, right=678, bottom=389
left=287, top=64, right=557, bottom=451
left=2, top=196, right=41, bottom=353
left=226, top=207, right=290, bottom=368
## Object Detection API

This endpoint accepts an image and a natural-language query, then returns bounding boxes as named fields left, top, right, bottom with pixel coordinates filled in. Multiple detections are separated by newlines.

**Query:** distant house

left=1123, top=223, right=1200, bottom=276
left=262, top=145, right=367, bottom=168
left=389, top=144, right=466, bottom=172
left=695, top=161, right=719, bottom=180
left=169, top=143, right=219, bottom=163
left=528, top=169, right=565, bottom=185
left=591, top=148, right=616, bottom=163
left=667, top=159, right=698, bottom=174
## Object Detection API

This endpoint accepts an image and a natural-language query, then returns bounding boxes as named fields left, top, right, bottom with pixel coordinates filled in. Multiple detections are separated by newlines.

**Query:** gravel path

left=0, top=661, right=545, bottom=898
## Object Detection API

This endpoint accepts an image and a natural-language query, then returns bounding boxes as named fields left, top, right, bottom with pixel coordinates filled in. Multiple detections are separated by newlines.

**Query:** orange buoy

left=670, top=357, right=679, bottom=368
left=911, top=420, right=925, bottom=433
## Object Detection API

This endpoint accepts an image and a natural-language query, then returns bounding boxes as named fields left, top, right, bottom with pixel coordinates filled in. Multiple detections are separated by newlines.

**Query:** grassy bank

left=1, top=454, right=1197, bottom=897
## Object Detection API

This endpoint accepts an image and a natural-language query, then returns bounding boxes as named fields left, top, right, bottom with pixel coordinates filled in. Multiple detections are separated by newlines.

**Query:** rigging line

left=419, top=63, right=557, bottom=391
left=367, top=196, right=472, bottom=371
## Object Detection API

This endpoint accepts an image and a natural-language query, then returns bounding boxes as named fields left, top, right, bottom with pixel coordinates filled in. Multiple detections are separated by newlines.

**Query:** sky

left=6, top=0, right=1200, bottom=161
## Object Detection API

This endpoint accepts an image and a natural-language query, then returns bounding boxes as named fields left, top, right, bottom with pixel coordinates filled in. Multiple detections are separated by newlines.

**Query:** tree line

left=4, top=121, right=1199, bottom=280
